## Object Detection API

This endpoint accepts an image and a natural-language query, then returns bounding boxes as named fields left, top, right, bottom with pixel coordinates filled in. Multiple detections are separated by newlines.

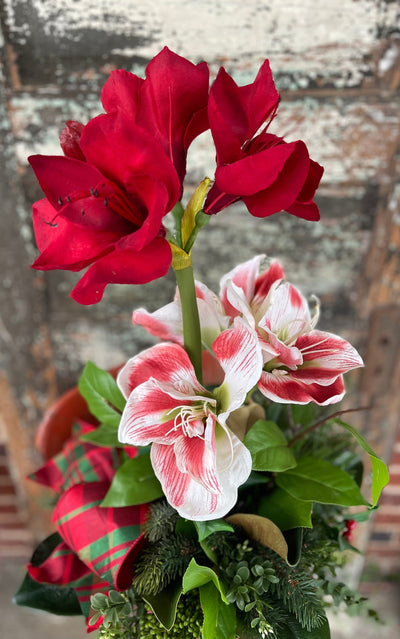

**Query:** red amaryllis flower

left=101, top=46, right=210, bottom=185
left=204, top=61, right=323, bottom=221
left=30, top=111, right=180, bottom=304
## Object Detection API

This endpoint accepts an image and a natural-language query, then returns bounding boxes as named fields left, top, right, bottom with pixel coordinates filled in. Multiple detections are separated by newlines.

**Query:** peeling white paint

left=378, top=42, right=400, bottom=75
left=6, top=0, right=400, bottom=88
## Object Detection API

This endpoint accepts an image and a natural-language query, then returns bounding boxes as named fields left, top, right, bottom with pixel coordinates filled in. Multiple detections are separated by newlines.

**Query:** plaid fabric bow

left=28, top=422, right=148, bottom=616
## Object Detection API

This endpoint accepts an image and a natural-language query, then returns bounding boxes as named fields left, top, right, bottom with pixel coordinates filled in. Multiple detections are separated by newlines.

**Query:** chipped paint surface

left=3, top=0, right=400, bottom=88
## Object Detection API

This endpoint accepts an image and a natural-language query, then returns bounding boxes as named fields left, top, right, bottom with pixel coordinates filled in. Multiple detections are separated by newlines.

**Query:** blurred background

left=0, top=1, right=399, bottom=637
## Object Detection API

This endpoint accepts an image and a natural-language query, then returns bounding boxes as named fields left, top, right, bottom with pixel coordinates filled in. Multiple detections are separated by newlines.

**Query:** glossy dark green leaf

left=276, top=457, right=369, bottom=507
left=78, top=361, right=125, bottom=427
left=258, top=488, right=313, bottom=530
left=195, top=519, right=234, bottom=542
left=142, top=580, right=182, bottom=630
left=101, top=452, right=163, bottom=507
left=200, top=581, right=236, bottom=639
left=244, top=420, right=297, bottom=472
left=80, top=422, right=120, bottom=447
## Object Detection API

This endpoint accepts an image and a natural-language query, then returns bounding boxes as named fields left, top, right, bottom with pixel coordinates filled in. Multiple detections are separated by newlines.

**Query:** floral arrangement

left=15, top=48, right=389, bottom=639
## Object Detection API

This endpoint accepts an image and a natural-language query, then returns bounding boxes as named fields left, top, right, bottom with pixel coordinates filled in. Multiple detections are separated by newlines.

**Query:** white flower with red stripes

left=117, top=319, right=262, bottom=520
left=131, top=255, right=363, bottom=406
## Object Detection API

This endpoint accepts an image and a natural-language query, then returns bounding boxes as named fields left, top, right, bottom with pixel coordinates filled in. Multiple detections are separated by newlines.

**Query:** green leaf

left=200, top=582, right=236, bottom=639
left=276, top=457, right=369, bottom=507
left=243, top=420, right=297, bottom=472
left=182, top=558, right=228, bottom=603
left=283, top=528, right=304, bottom=567
left=101, top=453, right=163, bottom=507
left=142, top=580, right=182, bottom=631
left=13, top=533, right=81, bottom=615
left=195, top=519, right=234, bottom=542
left=258, top=488, right=313, bottom=530
left=291, top=404, right=318, bottom=428
left=14, top=573, right=81, bottom=615
left=333, top=419, right=389, bottom=505
left=80, top=422, right=120, bottom=447
left=78, top=361, right=125, bottom=427
left=279, top=615, right=330, bottom=638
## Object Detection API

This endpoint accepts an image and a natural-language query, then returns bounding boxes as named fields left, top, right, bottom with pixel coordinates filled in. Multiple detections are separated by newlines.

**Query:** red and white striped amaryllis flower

left=117, top=319, right=262, bottom=520
left=132, top=255, right=363, bottom=406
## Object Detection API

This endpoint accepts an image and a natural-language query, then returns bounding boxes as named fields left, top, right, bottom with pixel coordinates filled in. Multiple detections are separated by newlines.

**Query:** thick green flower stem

left=174, top=264, right=203, bottom=384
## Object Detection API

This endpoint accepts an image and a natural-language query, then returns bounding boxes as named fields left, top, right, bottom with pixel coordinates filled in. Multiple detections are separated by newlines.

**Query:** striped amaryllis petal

left=213, top=318, right=263, bottom=422
left=219, top=255, right=265, bottom=318
left=252, top=259, right=285, bottom=317
left=132, top=300, right=184, bottom=345
left=195, top=281, right=230, bottom=347
left=117, top=342, right=203, bottom=399
left=259, top=282, right=311, bottom=339
left=151, top=431, right=251, bottom=521
left=118, top=378, right=188, bottom=446
left=174, top=416, right=220, bottom=494
left=290, top=330, right=364, bottom=385
left=258, top=369, right=346, bottom=405
left=54, top=482, right=147, bottom=590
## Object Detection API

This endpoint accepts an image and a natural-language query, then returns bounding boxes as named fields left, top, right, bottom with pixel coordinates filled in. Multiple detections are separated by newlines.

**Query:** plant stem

left=288, top=405, right=372, bottom=447
left=174, top=264, right=203, bottom=384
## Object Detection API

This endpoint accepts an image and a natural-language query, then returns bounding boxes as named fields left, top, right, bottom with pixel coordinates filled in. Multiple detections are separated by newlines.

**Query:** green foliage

left=144, top=500, right=179, bottom=542
left=243, top=420, right=297, bottom=472
left=276, top=457, right=369, bottom=507
left=134, top=534, right=203, bottom=596
left=78, top=361, right=125, bottom=427
left=90, top=588, right=144, bottom=638
left=101, top=453, right=163, bottom=507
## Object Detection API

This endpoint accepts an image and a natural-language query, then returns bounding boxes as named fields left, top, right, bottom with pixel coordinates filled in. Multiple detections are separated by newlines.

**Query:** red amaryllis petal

left=242, top=141, right=311, bottom=218
left=138, top=47, right=210, bottom=181
left=285, top=200, right=320, bottom=222
left=32, top=200, right=120, bottom=271
left=258, top=370, right=346, bottom=405
left=60, top=120, right=85, bottom=161
left=29, top=155, right=107, bottom=212
left=70, top=237, right=172, bottom=305
left=215, top=141, right=300, bottom=196
left=80, top=112, right=180, bottom=212
left=101, top=69, right=144, bottom=116
left=208, top=62, right=279, bottom=164
left=294, top=159, right=324, bottom=203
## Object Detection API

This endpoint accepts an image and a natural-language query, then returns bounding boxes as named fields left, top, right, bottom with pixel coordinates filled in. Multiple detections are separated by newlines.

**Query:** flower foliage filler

left=19, top=47, right=390, bottom=639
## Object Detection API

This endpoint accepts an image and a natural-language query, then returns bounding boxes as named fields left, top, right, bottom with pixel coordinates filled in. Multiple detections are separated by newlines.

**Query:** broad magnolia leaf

left=243, top=420, right=297, bottom=472
left=101, top=453, right=163, bottom=507
left=78, top=361, right=125, bottom=427
left=334, top=419, right=389, bottom=505
left=259, top=488, right=312, bottom=530
left=227, top=513, right=288, bottom=561
left=200, top=581, right=236, bottom=639
left=276, top=457, right=369, bottom=507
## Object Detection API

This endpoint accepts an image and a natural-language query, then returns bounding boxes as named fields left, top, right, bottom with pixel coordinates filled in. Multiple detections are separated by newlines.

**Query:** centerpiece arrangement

left=14, top=47, right=389, bottom=639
